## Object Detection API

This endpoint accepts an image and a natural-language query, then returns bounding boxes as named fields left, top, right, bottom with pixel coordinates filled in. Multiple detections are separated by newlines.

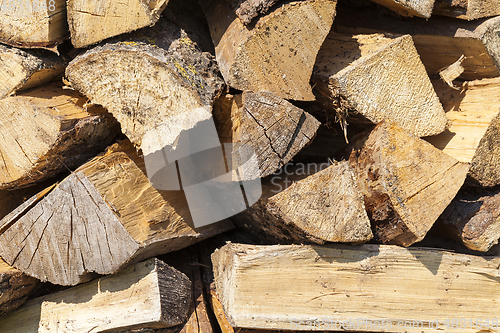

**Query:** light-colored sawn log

left=0, top=84, right=120, bottom=190
left=0, top=258, right=192, bottom=332
left=212, top=243, right=500, bottom=332
left=0, top=45, right=66, bottom=99
left=67, top=0, right=170, bottom=48
left=202, top=0, right=337, bottom=101
left=369, top=0, right=435, bottom=18
left=334, top=3, right=500, bottom=80
left=0, top=142, right=233, bottom=286
left=313, top=32, right=447, bottom=137
left=433, top=0, right=500, bottom=20
left=345, top=121, right=469, bottom=246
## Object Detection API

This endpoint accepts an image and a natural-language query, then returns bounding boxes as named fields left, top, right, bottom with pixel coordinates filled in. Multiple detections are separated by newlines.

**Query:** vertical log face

left=202, top=0, right=337, bottom=101
left=370, top=0, right=435, bottom=18
left=0, top=0, right=68, bottom=49
left=67, top=0, right=170, bottom=48
left=346, top=121, right=469, bottom=246
left=433, top=0, right=500, bottom=20
left=313, top=32, right=447, bottom=137
left=66, top=18, right=225, bottom=155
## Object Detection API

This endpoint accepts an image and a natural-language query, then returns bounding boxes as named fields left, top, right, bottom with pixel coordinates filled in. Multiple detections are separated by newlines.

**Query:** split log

left=334, top=3, right=500, bottom=80
left=66, top=17, right=225, bottom=156
left=67, top=0, right=169, bottom=48
left=345, top=121, right=469, bottom=246
left=212, top=243, right=500, bottom=332
left=233, top=0, right=280, bottom=25
left=233, top=161, right=373, bottom=244
left=439, top=186, right=500, bottom=252
left=0, top=258, right=192, bottom=332
left=426, top=78, right=500, bottom=187
left=0, top=257, right=38, bottom=317
left=369, top=0, right=435, bottom=18
left=201, top=0, right=337, bottom=101
left=0, top=143, right=233, bottom=286
left=0, top=45, right=66, bottom=99
left=213, top=91, right=320, bottom=179
left=313, top=32, right=447, bottom=137
left=0, top=84, right=120, bottom=190
left=0, top=0, right=67, bottom=50
left=433, top=0, right=500, bottom=20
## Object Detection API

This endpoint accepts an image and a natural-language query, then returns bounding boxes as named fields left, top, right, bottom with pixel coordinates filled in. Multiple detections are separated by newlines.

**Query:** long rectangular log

left=213, top=243, right=500, bottom=332
left=369, top=0, right=435, bottom=18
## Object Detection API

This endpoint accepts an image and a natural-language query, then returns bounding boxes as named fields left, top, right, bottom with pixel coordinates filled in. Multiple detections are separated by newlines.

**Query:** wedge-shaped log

left=370, top=0, right=435, bottom=18
left=214, top=91, right=320, bottom=179
left=0, top=45, right=66, bottom=99
left=346, top=121, right=469, bottom=246
left=439, top=186, right=500, bottom=252
left=67, top=0, right=169, bottom=48
left=433, top=0, right=500, bottom=20
left=0, top=0, right=67, bottom=49
left=0, top=143, right=233, bottom=286
left=427, top=78, right=500, bottom=187
left=202, top=0, right=337, bottom=101
left=0, top=258, right=191, bottom=332
left=234, top=161, right=373, bottom=244
left=0, top=257, right=38, bottom=317
left=0, top=84, right=120, bottom=190
left=334, top=3, right=500, bottom=80
left=313, top=32, right=446, bottom=137
left=213, top=243, right=500, bottom=332
left=66, top=17, right=225, bottom=155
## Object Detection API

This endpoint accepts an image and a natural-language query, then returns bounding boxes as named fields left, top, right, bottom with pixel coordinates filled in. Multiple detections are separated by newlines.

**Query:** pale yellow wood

left=370, top=0, right=435, bottom=18
left=213, top=243, right=500, bottom=332
left=68, top=0, right=169, bottom=48
left=434, top=0, right=500, bottom=20
left=0, top=258, right=192, bottom=332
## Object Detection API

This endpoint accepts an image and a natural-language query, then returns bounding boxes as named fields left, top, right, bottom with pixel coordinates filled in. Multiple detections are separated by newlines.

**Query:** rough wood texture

left=202, top=0, right=337, bottom=101
left=334, top=3, right=500, bottom=80
left=0, top=84, right=120, bottom=190
left=427, top=78, right=500, bottom=187
left=313, top=32, right=446, bottom=137
left=0, top=143, right=232, bottom=286
left=234, top=0, right=280, bottom=24
left=0, top=257, right=38, bottom=317
left=67, top=0, right=170, bottom=48
left=0, top=0, right=68, bottom=49
left=0, top=258, right=192, bottom=332
left=439, top=186, right=500, bottom=252
left=346, top=121, right=469, bottom=247
left=214, top=91, right=320, bottom=179
left=234, top=161, right=373, bottom=244
left=433, top=0, right=500, bottom=20
left=212, top=243, right=500, bottom=332
left=66, top=17, right=225, bottom=155
left=369, top=0, right=435, bottom=18
left=0, top=45, right=66, bottom=99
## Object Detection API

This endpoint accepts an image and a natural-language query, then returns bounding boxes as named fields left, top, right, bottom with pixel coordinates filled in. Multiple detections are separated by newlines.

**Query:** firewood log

left=212, top=243, right=500, bottom=332
left=0, top=258, right=192, bottom=332
left=334, top=3, right=500, bottom=80
left=369, top=0, right=435, bottom=18
left=433, top=0, right=500, bottom=20
left=313, top=32, right=447, bottom=137
left=67, top=0, right=170, bottom=48
left=0, top=45, right=65, bottom=99
left=201, top=0, right=337, bottom=101
left=0, top=257, right=38, bottom=317
left=0, top=84, right=120, bottom=190
left=345, top=121, right=469, bottom=246
left=233, top=0, right=280, bottom=24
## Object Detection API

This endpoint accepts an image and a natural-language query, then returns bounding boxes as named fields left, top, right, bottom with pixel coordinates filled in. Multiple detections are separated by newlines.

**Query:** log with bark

left=426, top=78, right=500, bottom=187
left=0, top=258, right=192, bottom=332
left=312, top=31, right=447, bottom=137
left=67, top=0, right=170, bottom=48
left=0, top=84, right=120, bottom=190
left=0, top=257, right=38, bottom=317
left=201, top=0, right=337, bottom=101
left=334, top=3, right=500, bottom=80
left=0, top=45, right=66, bottom=99
left=345, top=121, right=469, bottom=246
left=0, top=0, right=68, bottom=50
left=0, top=142, right=233, bottom=286
left=233, top=161, right=373, bottom=244
left=212, top=243, right=500, bottom=333
left=433, top=0, right=500, bottom=20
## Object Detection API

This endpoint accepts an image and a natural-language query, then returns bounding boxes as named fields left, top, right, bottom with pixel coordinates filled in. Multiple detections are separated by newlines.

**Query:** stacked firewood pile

left=1, top=0, right=500, bottom=331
